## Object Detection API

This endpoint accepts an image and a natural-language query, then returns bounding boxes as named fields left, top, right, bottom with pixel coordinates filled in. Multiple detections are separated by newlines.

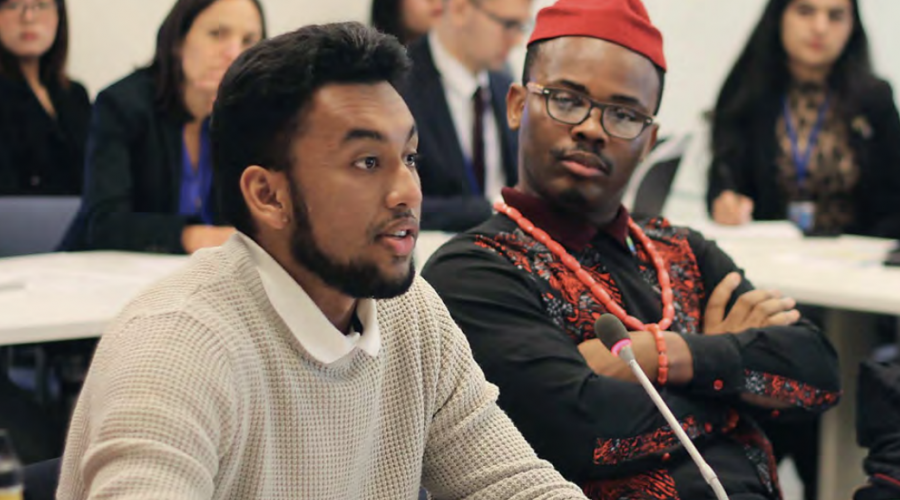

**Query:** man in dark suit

left=399, top=0, right=532, bottom=232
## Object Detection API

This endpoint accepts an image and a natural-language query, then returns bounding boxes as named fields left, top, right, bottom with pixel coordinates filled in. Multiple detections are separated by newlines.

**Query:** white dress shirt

left=238, top=232, right=381, bottom=364
left=428, top=32, right=506, bottom=202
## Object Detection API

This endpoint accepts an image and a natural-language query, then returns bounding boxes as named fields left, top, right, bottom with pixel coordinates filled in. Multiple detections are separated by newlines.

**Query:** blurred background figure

left=707, top=0, right=900, bottom=239
left=0, top=0, right=90, bottom=196
left=0, top=0, right=88, bottom=466
left=65, top=0, right=265, bottom=254
left=855, top=359, right=900, bottom=500
left=397, top=0, right=532, bottom=232
left=370, top=0, right=442, bottom=45
left=707, top=2, right=900, bottom=499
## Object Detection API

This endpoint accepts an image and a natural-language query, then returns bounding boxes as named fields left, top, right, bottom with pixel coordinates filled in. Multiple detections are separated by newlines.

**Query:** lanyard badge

left=783, top=94, right=829, bottom=233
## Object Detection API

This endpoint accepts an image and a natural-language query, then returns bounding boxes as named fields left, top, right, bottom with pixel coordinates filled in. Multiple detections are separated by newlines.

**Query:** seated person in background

left=0, top=0, right=87, bottom=465
left=0, top=0, right=90, bottom=195
left=58, top=22, right=588, bottom=500
left=423, top=0, right=841, bottom=498
left=708, top=3, right=900, bottom=494
left=397, top=0, right=530, bottom=232
left=67, top=0, right=265, bottom=254
left=708, top=0, right=900, bottom=239
left=855, top=359, right=900, bottom=500
left=370, top=0, right=442, bottom=46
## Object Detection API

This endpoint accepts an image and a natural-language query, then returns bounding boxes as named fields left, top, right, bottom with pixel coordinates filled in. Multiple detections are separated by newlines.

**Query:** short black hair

left=211, top=22, right=411, bottom=236
left=521, top=40, right=666, bottom=115
left=150, top=0, right=267, bottom=120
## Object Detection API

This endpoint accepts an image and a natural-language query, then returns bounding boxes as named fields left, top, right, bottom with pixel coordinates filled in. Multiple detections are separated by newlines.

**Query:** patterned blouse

left=775, top=81, right=860, bottom=233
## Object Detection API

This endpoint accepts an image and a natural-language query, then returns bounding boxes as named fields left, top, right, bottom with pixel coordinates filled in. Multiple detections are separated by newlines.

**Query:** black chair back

left=23, top=457, right=60, bottom=500
left=0, top=197, right=80, bottom=257
left=622, top=134, right=690, bottom=220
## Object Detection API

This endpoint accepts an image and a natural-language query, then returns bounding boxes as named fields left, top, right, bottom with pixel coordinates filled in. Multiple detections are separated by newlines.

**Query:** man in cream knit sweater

left=57, top=22, right=587, bottom=500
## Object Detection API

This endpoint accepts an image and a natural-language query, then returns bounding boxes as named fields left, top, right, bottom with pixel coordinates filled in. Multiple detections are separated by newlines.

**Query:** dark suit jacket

left=66, top=68, right=220, bottom=254
left=707, top=78, right=900, bottom=239
left=0, top=75, right=91, bottom=195
left=399, top=37, right=518, bottom=232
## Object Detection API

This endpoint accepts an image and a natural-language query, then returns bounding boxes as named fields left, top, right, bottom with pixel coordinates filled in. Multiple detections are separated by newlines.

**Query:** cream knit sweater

left=58, top=238, right=586, bottom=499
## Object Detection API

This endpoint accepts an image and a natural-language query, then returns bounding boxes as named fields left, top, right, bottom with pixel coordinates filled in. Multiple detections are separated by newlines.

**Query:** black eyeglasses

left=0, top=0, right=57, bottom=16
left=468, top=0, right=533, bottom=34
left=526, top=82, right=655, bottom=140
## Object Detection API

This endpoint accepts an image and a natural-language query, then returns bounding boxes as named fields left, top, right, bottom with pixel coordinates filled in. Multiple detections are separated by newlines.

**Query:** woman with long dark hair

left=709, top=3, right=900, bottom=499
left=0, top=0, right=91, bottom=465
left=0, top=0, right=90, bottom=195
left=370, top=0, right=442, bottom=45
left=69, top=0, right=265, bottom=253
left=707, top=0, right=900, bottom=238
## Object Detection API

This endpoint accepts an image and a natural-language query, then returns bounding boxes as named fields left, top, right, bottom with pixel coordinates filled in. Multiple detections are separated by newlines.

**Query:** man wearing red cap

left=422, top=0, right=840, bottom=498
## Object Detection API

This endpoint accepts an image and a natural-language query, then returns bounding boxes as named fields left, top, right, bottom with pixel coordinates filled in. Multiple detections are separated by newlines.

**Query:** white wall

left=66, top=0, right=370, bottom=98
left=523, top=0, right=900, bottom=136
left=67, top=0, right=900, bottom=136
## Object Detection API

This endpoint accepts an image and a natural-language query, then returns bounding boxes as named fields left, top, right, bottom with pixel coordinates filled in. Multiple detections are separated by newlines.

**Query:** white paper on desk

left=0, top=276, right=26, bottom=293
left=691, top=220, right=803, bottom=241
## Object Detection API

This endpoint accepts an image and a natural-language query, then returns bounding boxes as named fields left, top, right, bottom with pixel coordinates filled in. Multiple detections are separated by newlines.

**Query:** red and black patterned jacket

left=423, top=188, right=840, bottom=500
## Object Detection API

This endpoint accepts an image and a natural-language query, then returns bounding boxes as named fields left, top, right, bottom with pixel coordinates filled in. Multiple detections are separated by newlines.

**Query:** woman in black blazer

left=708, top=2, right=899, bottom=499
left=707, top=0, right=900, bottom=239
left=72, top=0, right=265, bottom=253
left=0, top=0, right=90, bottom=465
left=0, top=0, right=90, bottom=195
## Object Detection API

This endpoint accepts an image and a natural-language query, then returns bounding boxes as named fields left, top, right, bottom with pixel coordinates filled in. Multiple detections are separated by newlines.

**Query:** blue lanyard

left=782, top=94, right=829, bottom=187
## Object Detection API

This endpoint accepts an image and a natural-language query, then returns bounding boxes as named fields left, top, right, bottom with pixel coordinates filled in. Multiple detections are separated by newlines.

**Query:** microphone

left=594, top=314, right=637, bottom=363
left=594, top=314, right=729, bottom=500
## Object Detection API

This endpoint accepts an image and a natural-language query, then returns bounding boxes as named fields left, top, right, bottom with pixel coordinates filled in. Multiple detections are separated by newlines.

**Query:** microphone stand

left=625, top=357, right=730, bottom=500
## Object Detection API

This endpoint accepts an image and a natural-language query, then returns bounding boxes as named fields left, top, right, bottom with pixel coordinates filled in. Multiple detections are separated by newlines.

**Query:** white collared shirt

left=428, top=32, right=505, bottom=202
left=237, top=233, right=381, bottom=364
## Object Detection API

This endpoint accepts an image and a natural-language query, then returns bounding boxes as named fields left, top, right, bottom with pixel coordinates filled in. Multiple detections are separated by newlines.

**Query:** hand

left=181, top=225, right=236, bottom=254
left=577, top=330, right=693, bottom=385
left=712, top=190, right=754, bottom=225
left=704, top=272, right=801, bottom=334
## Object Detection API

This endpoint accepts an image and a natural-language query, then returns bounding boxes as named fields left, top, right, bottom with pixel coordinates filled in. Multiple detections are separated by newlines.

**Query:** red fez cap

left=528, top=0, right=666, bottom=71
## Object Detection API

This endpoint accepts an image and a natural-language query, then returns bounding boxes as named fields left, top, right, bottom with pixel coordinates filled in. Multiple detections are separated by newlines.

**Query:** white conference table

left=0, top=251, right=189, bottom=346
left=1, top=229, right=897, bottom=500
left=0, top=239, right=451, bottom=346
left=710, top=230, right=899, bottom=500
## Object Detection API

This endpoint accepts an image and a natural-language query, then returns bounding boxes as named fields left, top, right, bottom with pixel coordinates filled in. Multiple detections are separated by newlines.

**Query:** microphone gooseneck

left=592, top=314, right=730, bottom=500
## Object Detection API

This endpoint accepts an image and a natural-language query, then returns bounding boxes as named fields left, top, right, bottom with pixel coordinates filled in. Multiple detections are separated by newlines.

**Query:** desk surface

left=664, top=193, right=900, bottom=315
left=419, top=226, right=900, bottom=315
left=716, top=234, right=900, bottom=315
left=1, top=229, right=898, bottom=346
left=0, top=251, right=188, bottom=346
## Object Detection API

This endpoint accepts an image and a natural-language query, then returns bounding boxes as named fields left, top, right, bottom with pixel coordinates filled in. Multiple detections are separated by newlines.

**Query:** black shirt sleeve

left=682, top=229, right=842, bottom=416
left=59, top=81, right=92, bottom=195
left=856, top=80, right=900, bottom=239
left=0, top=133, right=15, bottom=193
left=423, top=239, right=737, bottom=482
